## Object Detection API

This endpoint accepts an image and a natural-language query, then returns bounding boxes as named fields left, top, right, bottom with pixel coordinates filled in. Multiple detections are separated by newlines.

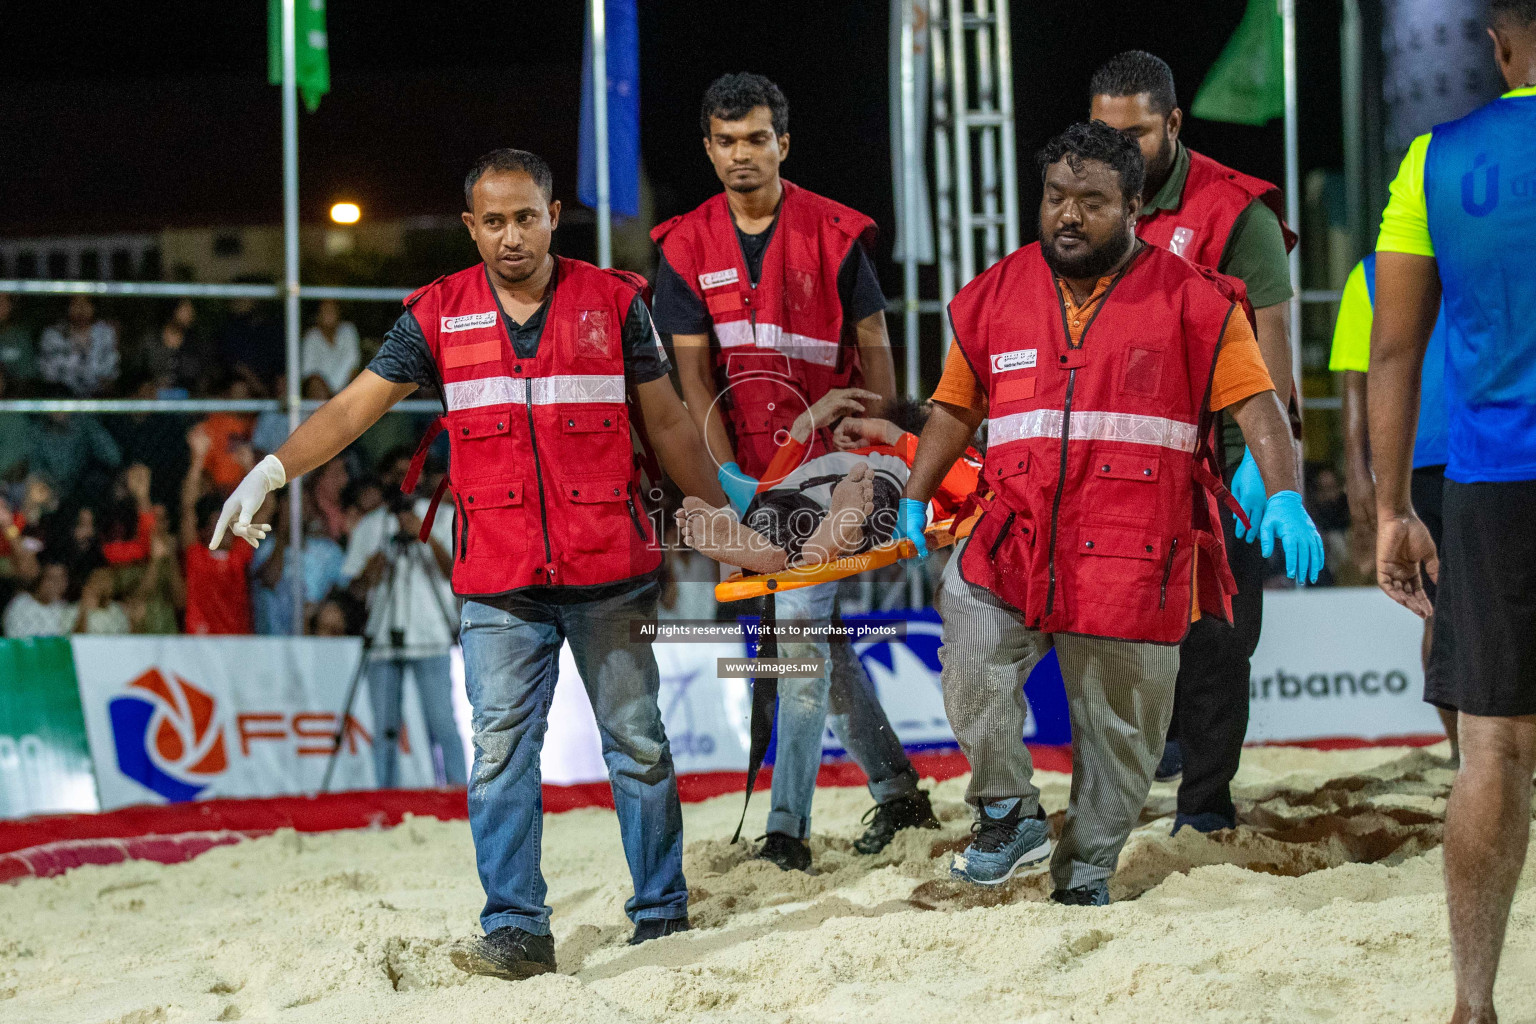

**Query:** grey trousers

left=936, top=537, right=1180, bottom=891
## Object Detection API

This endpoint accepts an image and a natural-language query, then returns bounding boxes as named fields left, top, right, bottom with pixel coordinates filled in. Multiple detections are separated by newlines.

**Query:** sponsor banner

left=502, top=611, right=1070, bottom=787
left=841, top=610, right=1071, bottom=753
left=449, top=640, right=754, bottom=786
left=0, top=638, right=98, bottom=820
left=74, top=636, right=436, bottom=810
left=1247, top=588, right=1442, bottom=742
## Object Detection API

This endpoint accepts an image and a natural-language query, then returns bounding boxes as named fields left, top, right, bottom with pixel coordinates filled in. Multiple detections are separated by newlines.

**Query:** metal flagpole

left=993, top=0, right=1019, bottom=254
left=1341, top=0, right=1365, bottom=258
left=282, top=0, right=306, bottom=634
left=1280, top=0, right=1302, bottom=393
left=900, top=1, right=924, bottom=609
left=900, top=3, right=921, bottom=404
left=591, top=0, right=612, bottom=268
left=948, top=0, right=974, bottom=285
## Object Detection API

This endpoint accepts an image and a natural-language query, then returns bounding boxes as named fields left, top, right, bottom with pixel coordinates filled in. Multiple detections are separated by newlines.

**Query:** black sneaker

left=449, top=926, right=557, bottom=980
left=853, top=790, right=941, bottom=854
left=756, top=831, right=812, bottom=872
left=1050, top=881, right=1110, bottom=907
left=1153, top=739, right=1183, bottom=783
left=629, top=917, right=692, bottom=945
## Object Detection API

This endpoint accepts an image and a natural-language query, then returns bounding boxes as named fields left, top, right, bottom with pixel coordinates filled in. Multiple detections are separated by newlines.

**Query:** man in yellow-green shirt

left=1327, top=255, right=1456, bottom=761
left=1367, top=1, right=1536, bottom=1019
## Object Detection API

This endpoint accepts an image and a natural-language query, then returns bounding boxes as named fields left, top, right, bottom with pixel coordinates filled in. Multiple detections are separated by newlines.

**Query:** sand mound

left=3, top=744, right=1534, bottom=1024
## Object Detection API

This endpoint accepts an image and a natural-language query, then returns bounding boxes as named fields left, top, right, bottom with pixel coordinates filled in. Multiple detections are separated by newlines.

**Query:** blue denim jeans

left=367, top=654, right=468, bottom=788
left=766, top=580, right=919, bottom=838
left=459, top=579, right=687, bottom=936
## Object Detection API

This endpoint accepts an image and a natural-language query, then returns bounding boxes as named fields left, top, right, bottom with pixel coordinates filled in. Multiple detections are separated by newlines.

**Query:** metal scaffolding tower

left=928, top=0, right=1020, bottom=323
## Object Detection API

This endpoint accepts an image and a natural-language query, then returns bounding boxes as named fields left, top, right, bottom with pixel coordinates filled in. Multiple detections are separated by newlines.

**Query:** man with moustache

left=897, top=122, right=1322, bottom=904
left=1090, top=50, right=1299, bottom=833
left=211, top=149, right=728, bottom=978
left=652, top=72, right=937, bottom=870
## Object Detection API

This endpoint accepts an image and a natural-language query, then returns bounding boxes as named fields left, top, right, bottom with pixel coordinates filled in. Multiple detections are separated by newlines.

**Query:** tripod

left=319, top=519, right=461, bottom=793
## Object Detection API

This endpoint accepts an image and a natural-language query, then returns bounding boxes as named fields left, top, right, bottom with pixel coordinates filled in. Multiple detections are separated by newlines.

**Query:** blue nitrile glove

left=898, top=497, right=930, bottom=560
left=717, top=461, right=759, bottom=514
left=1230, top=447, right=1268, bottom=543
left=1258, top=490, right=1325, bottom=584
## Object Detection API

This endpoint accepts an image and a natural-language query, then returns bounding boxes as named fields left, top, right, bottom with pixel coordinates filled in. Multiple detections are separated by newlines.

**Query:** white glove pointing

left=211, top=454, right=286, bottom=550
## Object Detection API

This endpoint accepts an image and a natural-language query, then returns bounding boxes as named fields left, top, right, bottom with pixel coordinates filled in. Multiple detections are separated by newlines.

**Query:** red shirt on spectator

left=198, top=413, right=255, bottom=493
left=183, top=542, right=253, bottom=634
left=101, top=509, right=156, bottom=565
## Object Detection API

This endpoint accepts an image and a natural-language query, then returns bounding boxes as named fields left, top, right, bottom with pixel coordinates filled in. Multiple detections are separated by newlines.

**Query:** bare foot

left=677, top=496, right=788, bottom=575
left=798, top=463, right=874, bottom=566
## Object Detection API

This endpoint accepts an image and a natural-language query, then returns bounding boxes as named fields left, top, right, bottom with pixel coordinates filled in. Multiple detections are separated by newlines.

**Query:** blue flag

left=579, top=0, right=641, bottom=220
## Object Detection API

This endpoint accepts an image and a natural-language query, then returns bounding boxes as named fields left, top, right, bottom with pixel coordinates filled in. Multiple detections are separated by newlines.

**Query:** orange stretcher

left=713, top=515, right=977, bottom=603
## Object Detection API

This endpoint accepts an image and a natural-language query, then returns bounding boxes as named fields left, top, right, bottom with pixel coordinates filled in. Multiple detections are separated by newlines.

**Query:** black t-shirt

left=367, top=260, right=671, bottom=396
left=651, top=215, right=887, bottom=336
left=736, top=218, right=778, bottom=285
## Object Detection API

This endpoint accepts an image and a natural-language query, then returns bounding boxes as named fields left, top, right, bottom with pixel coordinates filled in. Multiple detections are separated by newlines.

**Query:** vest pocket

left=456, top=479, right=525, bottom=568
left=558, top=475, right=649, bottom=564
left=1121, top=346, right=1165, bottom=397
left=984, top=448, right=1030, bottom=490
left=452, top=411, right=512, bottom=441
left=1082, top=449, right=1162, bottom=523
left=1071, top=519, right=1166, bottom=611
left=559, top=409, right=621, bottom=433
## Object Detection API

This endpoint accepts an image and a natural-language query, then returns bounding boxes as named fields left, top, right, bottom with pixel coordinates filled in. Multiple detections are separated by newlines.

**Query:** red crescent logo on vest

left=699, top=268, right=738, bottom=290
left=441, top=311, right=498, bottom=333
left=1168, top=227, right=1194, bottom=258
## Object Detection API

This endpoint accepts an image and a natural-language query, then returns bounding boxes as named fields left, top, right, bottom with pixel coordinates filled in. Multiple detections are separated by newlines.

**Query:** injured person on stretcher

left=676, top=389, right=981, bottom=573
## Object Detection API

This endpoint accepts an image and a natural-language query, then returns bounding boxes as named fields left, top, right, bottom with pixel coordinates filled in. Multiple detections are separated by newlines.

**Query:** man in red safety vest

left=651, top=73, right=938, bottom=870
left=898, top=121, right=1322, bottom=905
left=212, top=149, right=728, bottom=980
left=1090, top=50, right=1301, bottom=833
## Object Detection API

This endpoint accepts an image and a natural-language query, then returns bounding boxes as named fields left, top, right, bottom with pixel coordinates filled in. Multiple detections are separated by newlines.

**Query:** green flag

left=0, top=638, right=97, bottom=816
left=1191, top=0, right=1283, bottom=126
left=267, top=0, right=330, bottom=113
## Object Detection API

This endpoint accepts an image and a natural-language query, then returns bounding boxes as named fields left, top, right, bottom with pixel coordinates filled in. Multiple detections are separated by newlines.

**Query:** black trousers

left=1169, top=499, right=1265, bottom=823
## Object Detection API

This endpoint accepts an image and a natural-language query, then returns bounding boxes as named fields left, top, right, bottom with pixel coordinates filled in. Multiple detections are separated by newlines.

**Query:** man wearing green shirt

left=1091, top=50, right=1298, bottom=834
left=0, top=294, right=37, bottom=384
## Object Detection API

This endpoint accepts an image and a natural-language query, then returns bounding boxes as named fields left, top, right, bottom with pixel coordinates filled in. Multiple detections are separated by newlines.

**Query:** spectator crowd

left=0, top=292, right=417, bottom=639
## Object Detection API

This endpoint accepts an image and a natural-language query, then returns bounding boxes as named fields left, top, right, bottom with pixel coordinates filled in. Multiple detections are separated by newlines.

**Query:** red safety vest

left=403, top=258, right=662, bottom=597
left=948, top=243, right=1241, bottom=644
left=1137, top=147, right=1298, bottom=267
left=651, top=180, right=876, bottom=478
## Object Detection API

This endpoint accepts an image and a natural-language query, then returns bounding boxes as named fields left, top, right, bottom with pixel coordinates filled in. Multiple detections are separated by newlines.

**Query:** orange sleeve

left=929, top=343, right=988, bottom=411
left=933, top=451, right=982, bottom=517
left=758, top=434, right=807, bottom=491
left=1207, top=312, right=1275, bottom=412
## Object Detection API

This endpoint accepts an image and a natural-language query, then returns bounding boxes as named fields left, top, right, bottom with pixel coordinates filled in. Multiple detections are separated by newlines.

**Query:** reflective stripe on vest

left=713, top=319, right=841, bottom=368
left=988, top=409, right=1198, bottom=454
left=444, top=374, right=626, bottom=411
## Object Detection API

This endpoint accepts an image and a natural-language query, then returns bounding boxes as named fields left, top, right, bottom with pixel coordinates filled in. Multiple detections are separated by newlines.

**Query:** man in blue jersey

left=1329, top=255, right=1458, bottom=764
left=1368, top=2, right=1536, bottom=1020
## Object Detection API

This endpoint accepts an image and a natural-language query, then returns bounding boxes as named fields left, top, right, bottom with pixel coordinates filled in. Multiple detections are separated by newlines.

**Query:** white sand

left=3, top=743, right=1534, bottom=1024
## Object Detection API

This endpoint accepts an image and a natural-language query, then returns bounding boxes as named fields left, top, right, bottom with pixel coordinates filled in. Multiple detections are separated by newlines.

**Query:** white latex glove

left=211, top=454, right=286, bottom=549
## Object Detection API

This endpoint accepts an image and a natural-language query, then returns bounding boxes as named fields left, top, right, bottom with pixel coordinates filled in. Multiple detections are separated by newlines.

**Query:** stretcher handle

left=713, top=516, right=971, bottom=603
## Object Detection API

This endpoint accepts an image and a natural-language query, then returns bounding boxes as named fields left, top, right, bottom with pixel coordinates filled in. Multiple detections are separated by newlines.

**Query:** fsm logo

left=108, top=669, right=228, bottom=802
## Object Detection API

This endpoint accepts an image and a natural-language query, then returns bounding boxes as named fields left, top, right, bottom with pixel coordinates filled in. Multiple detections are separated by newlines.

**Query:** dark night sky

left=1, top=1, right=1346, bottom=275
